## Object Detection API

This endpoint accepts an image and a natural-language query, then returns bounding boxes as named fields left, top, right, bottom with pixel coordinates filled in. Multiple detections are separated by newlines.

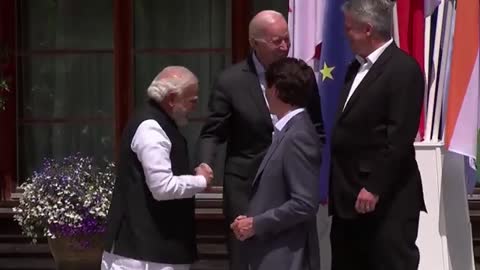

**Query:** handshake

left=195, top=163, right=214, bottom=187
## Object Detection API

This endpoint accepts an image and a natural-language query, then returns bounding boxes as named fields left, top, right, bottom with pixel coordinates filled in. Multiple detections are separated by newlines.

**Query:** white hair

left=249, top=10, right=285, bottom=40
left=147, top=66, right=198, bottom=103
left=342, top=0, right=394, bottom=40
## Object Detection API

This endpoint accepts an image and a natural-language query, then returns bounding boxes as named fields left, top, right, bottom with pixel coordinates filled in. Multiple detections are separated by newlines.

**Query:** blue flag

left=317, top=0, right=353, bottom=203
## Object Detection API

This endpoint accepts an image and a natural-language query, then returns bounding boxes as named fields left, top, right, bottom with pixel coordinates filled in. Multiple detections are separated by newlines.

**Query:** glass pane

left=252, top=0, right=288, bottom=18
left=134, top=53, right=230, bottom=116
left=18, top=123, right=114, bottom=181
left=134, top=0, right=231, bottom=49
left=20, top=0, right=113, bottom=49
left=19, top=55, right=114, bottom=119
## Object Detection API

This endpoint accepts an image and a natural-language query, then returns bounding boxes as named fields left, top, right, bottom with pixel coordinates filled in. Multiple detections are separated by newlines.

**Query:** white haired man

left=102, top=66, right=213, bottom=270
left=197, top=10, right=324, bottom=270
left=329, top=0, right=426, bottom=269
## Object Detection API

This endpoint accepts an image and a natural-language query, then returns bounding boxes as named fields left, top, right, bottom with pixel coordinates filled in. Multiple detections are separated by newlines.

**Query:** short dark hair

left=265, top=57, right=314, bottom=107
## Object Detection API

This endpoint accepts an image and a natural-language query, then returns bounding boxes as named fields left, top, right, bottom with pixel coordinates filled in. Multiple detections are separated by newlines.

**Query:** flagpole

left=287, top=0, right=295, bottom=58
left=424, top=17, right=432, bottom=141
left=425, top=1, right=446, bottom=143
left=392, top=2, right=400, bottom=46
left=433, top=0, right=454, bottom=142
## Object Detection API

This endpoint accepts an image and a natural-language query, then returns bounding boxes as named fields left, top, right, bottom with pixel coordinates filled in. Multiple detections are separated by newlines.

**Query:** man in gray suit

left=230, top=57, right=323, bottom=270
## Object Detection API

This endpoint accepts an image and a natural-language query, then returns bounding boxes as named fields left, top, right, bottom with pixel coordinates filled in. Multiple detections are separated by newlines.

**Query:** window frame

left=0, top=0, right=253, bottom=201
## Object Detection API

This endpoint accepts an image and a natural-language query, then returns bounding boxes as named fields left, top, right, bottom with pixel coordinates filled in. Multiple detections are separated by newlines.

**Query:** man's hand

left=230, top=215, right=255, bottom=241
left=195, top=163, right=213, bottom=186
left=355, top=187, right=379, bottom=214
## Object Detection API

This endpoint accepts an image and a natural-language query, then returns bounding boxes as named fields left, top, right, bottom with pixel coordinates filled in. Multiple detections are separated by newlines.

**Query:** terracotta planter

left=48, top=234, right=104, bottom=270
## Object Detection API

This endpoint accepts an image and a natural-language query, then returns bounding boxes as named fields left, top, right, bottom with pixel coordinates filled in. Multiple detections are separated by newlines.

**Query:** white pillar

left=415, top=143, right=475, bottom=270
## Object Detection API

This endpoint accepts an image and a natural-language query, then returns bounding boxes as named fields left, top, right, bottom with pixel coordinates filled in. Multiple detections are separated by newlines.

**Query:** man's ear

left=365, top=23, right=374, bottom=38
left=272, top=85, right=280, bottom=99
left=165, top=92, right=178, bottom=107
left=271, top=85, right=280, bottom=102
left=249, top=37, right=256, bottom=48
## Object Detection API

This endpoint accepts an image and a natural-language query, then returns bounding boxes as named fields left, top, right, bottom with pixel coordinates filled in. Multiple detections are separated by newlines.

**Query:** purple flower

left=13, top=154, right=115, bottom=246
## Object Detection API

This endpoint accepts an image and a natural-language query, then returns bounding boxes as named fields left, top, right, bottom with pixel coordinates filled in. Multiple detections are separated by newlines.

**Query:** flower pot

left=48, top=233, right=104, bottom=270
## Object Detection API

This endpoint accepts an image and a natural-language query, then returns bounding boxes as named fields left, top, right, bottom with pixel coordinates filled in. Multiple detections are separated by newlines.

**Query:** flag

left=288, top=0, right=328, bottom=202
left=439, top=5, right=456, bottom=141
left=425, top=0, right=442, bottom=17
left=395, top=0, right=426, bottom=140
left=317, top=0, right=353, bottom=203
left=287, top=0, right=326, bottom=70
left=445, top=0, right=480, bottom=192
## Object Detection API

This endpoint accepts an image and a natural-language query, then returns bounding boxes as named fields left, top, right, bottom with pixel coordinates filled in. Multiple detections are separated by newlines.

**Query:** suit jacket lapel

left=340, top=43, right=396, bottom=119
left=334, top=60, right=359, bottom=125
left=251, top=128, right=286, bottom=188
left=251, top=112, right=304, bottom=188
left=243, top=55, right=274, bottom=129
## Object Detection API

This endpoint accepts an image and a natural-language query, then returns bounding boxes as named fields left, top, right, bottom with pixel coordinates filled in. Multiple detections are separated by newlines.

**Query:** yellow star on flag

left=320, top=62, right=335, bottom=81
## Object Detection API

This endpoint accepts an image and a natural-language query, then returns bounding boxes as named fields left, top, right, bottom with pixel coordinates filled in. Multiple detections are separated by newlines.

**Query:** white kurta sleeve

left=131, top=119, right=207, bottom=201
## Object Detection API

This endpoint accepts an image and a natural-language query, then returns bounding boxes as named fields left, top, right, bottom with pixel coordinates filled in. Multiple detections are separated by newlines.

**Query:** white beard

left=171, top=105, right=189, bottom=126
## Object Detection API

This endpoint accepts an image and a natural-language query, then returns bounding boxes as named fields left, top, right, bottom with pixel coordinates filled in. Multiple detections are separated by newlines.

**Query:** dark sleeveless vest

left=104, top=100, right=197, bottom=264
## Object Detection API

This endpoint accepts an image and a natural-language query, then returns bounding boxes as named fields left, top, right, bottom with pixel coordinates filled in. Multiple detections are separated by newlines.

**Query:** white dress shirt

left=343, top=39, right=394, bottom=110
left=275, top=108, right=305, bottom=132
left=252, top=53, right=279, bottom=125
left=102, top=119, right=206, bottom=270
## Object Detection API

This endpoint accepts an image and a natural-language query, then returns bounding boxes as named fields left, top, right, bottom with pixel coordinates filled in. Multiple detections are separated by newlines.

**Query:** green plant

left=13, top=154, right=115, bottom=244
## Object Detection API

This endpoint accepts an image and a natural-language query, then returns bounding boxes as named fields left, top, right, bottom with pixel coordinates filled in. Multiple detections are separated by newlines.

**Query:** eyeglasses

left=255, top=36, right=290, bottom=47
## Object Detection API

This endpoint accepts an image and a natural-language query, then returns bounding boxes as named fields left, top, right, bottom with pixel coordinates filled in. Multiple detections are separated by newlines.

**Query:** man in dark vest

left=102, top=66, right=213, bottom=270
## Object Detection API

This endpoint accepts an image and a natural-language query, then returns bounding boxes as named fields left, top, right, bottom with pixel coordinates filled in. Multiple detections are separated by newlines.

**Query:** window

left=0, top=0, right=289, bottom=199
left=133, top=0, right=231, bottom=185
left=17, top=0, right=114, bottom=181
left=252, top=0, right=288, bottom=18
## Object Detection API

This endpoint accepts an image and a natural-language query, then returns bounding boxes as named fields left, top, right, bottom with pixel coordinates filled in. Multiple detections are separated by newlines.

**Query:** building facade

left=0, top=0, right=288, bottom=200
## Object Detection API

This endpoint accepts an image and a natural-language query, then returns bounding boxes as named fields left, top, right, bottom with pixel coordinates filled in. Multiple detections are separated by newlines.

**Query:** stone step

left=0, top=239, right=227, bottom=270
left=0, top=258, right=227, bottom=270
left=192, top=259, right=228, bottom=270
left=0, top=234, right=226, bottom=245
left=0, top=258, right=55, bottom=270
left=0, top=202, right=228, bottom=269
left=0, top=243, right=51, bottom=257
left=0, top=241, right=226, bottom=259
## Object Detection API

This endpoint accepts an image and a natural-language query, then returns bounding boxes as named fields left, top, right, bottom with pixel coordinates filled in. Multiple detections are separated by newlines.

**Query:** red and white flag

left=394, top=0, right=426, bottom=141
left=287, top=0, right=326, bottom=71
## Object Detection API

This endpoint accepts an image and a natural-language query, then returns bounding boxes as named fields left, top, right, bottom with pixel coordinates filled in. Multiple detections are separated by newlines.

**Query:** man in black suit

left=329, top=1, right=426, bottom=270
left=197, top=10, right=324, bottom=270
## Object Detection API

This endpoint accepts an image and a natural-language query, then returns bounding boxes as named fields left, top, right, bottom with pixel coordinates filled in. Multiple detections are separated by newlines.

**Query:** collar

left=356, top=38, right=393, bottom=65
left=252, top=51, right=266, bottom=75
left=274, top=108, right=305, bottom=131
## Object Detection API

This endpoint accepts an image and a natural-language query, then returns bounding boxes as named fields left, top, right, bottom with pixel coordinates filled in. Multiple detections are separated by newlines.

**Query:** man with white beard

left=102, top=66, right=213, bottom=270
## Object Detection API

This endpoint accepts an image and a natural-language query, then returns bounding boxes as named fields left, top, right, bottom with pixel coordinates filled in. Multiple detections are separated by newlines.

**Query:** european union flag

left=318, top=0, right=353, bottom=203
